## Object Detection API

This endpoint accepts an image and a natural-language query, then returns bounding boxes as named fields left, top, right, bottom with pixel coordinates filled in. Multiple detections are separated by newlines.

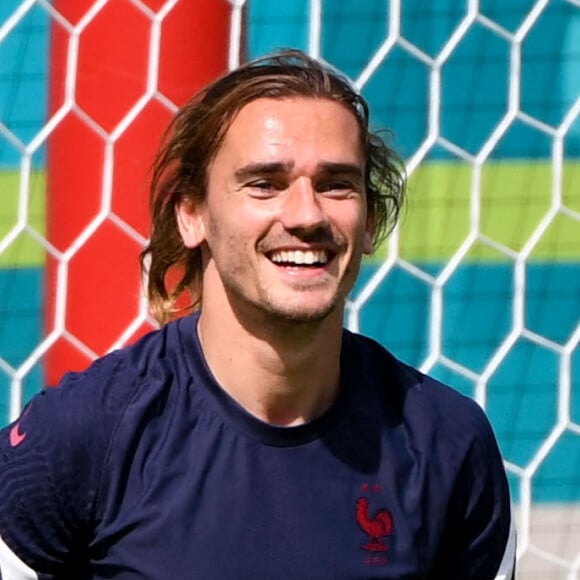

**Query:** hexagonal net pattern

left=0, top=0, right=579, bottom=578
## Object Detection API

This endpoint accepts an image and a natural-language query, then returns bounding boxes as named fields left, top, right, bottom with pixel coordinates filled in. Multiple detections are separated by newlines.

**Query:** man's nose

left=279, top=178, right=329, bottom=231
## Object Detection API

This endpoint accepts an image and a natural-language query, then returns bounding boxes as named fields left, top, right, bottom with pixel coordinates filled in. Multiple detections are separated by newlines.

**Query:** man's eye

left=324, top=181, right=349, bottom=189
left=250, top=180, right=274, bottom=189
left=246, top=179, right=285, bottom=198
left=249, top=180, right=276, bottom=191
left=318, top=181, right=355, bottom=194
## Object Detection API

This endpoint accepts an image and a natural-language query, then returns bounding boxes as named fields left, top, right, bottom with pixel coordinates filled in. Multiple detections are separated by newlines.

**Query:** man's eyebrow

left=234, top=162, right=293, bottom=180
left=234, top=161, right=364, bottom=180
left=318, top=162, right=364, bottom=179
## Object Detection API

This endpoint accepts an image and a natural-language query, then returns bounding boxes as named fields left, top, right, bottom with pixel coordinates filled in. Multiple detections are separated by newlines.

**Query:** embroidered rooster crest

left=355, top=497, right=393, bottom=552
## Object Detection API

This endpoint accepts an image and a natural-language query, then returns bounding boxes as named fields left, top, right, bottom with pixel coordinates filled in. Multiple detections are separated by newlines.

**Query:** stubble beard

left=238, top=257, right=363, bottom=333
left=232, top=274, right=342, bottom=327
left=216, top=264, right=347, bottom=337
left=211, top=221, right=363, bottom=330
left=260, top=288, right=340, bottom=325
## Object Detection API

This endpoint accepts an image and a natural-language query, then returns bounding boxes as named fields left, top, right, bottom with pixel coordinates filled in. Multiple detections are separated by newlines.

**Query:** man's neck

left=197, top=307, right=343, bottom=426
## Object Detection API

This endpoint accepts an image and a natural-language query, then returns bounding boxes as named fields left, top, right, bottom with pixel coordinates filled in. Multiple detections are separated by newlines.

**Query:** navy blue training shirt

left=0, top=313, right=515, bottom=579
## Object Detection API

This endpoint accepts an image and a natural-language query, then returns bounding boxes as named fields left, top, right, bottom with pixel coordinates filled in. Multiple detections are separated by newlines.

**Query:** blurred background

left=0, top=0, right=578, bottom=577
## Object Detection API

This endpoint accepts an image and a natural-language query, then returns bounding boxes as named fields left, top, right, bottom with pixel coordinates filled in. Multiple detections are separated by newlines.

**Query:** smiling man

left=0, top=50, right=515, bottom=579
left=176, top=96, right=373, bottom=425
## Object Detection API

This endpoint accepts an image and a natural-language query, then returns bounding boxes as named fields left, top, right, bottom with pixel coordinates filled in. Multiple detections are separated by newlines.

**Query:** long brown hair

left=140, top=50, right=406, bottom=325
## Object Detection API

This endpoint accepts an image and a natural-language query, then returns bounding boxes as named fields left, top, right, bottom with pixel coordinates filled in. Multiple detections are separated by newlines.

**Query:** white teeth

left=270, top=249, right=328, bottom=265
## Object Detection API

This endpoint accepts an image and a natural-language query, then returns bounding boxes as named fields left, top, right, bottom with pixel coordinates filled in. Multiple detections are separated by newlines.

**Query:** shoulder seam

left=90, top=355, right=149, bottom=522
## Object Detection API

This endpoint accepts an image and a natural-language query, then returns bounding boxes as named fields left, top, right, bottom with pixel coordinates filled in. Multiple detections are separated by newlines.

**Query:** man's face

left=177, top=96, right=373, bottom=324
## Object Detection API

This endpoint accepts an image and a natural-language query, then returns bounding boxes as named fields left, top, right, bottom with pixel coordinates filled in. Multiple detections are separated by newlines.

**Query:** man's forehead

left=218, top=96, right=364, bottom=162
left=229, top=96, right=360, bottom=129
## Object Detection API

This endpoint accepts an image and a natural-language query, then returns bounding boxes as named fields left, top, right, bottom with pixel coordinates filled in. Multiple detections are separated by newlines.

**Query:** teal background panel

left=0, top=267, right=43, bottom=421
left=0, top=2, right=49, bottom=168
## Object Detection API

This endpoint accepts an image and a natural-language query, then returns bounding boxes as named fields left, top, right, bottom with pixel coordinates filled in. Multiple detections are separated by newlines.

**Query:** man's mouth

left=268, top=249, right=330, bottom=267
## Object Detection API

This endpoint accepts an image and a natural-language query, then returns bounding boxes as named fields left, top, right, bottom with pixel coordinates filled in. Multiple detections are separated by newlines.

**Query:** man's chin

left=261, top=299, right=339, bottom=325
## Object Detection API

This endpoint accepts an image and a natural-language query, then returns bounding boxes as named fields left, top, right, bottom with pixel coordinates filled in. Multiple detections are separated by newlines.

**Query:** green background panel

left=0, top=171, right=46, bottom=267
left=1, top=163, right=578, bottom=269
left=374, top=161, right=580, bottom=262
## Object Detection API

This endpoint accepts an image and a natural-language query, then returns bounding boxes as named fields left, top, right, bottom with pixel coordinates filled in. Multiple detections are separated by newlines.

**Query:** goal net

left=0, top=0, right=578, bottom=577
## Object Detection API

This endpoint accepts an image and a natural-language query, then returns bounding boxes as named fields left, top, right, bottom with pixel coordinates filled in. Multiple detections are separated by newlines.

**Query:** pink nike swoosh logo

left=9, top=423, right=27, bottom=447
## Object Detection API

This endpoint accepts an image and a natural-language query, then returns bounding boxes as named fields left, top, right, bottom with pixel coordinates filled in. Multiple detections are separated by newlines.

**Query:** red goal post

left=45, top=0, right=232, bottom=386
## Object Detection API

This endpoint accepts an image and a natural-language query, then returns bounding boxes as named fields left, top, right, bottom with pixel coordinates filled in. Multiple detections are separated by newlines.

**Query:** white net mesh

left=0, top=0, right=579, bottom=577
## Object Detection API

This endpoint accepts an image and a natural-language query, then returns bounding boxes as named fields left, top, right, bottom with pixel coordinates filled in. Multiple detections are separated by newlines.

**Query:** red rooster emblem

left=355, top=497, right=393, bottom=552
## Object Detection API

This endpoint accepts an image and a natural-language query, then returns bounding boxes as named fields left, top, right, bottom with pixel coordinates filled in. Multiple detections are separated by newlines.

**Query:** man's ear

left=176, top=197, right=206, bottom=249
left=363, top=211, right=375, bottom=255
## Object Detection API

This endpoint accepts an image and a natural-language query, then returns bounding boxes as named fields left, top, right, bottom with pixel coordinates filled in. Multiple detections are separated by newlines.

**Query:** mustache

left=257, top=226, right=346, bottom=252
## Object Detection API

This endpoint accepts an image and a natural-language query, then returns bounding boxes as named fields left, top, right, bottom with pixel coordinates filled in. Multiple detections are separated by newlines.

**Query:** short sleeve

left=0, top=356, right=126, bottom=578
